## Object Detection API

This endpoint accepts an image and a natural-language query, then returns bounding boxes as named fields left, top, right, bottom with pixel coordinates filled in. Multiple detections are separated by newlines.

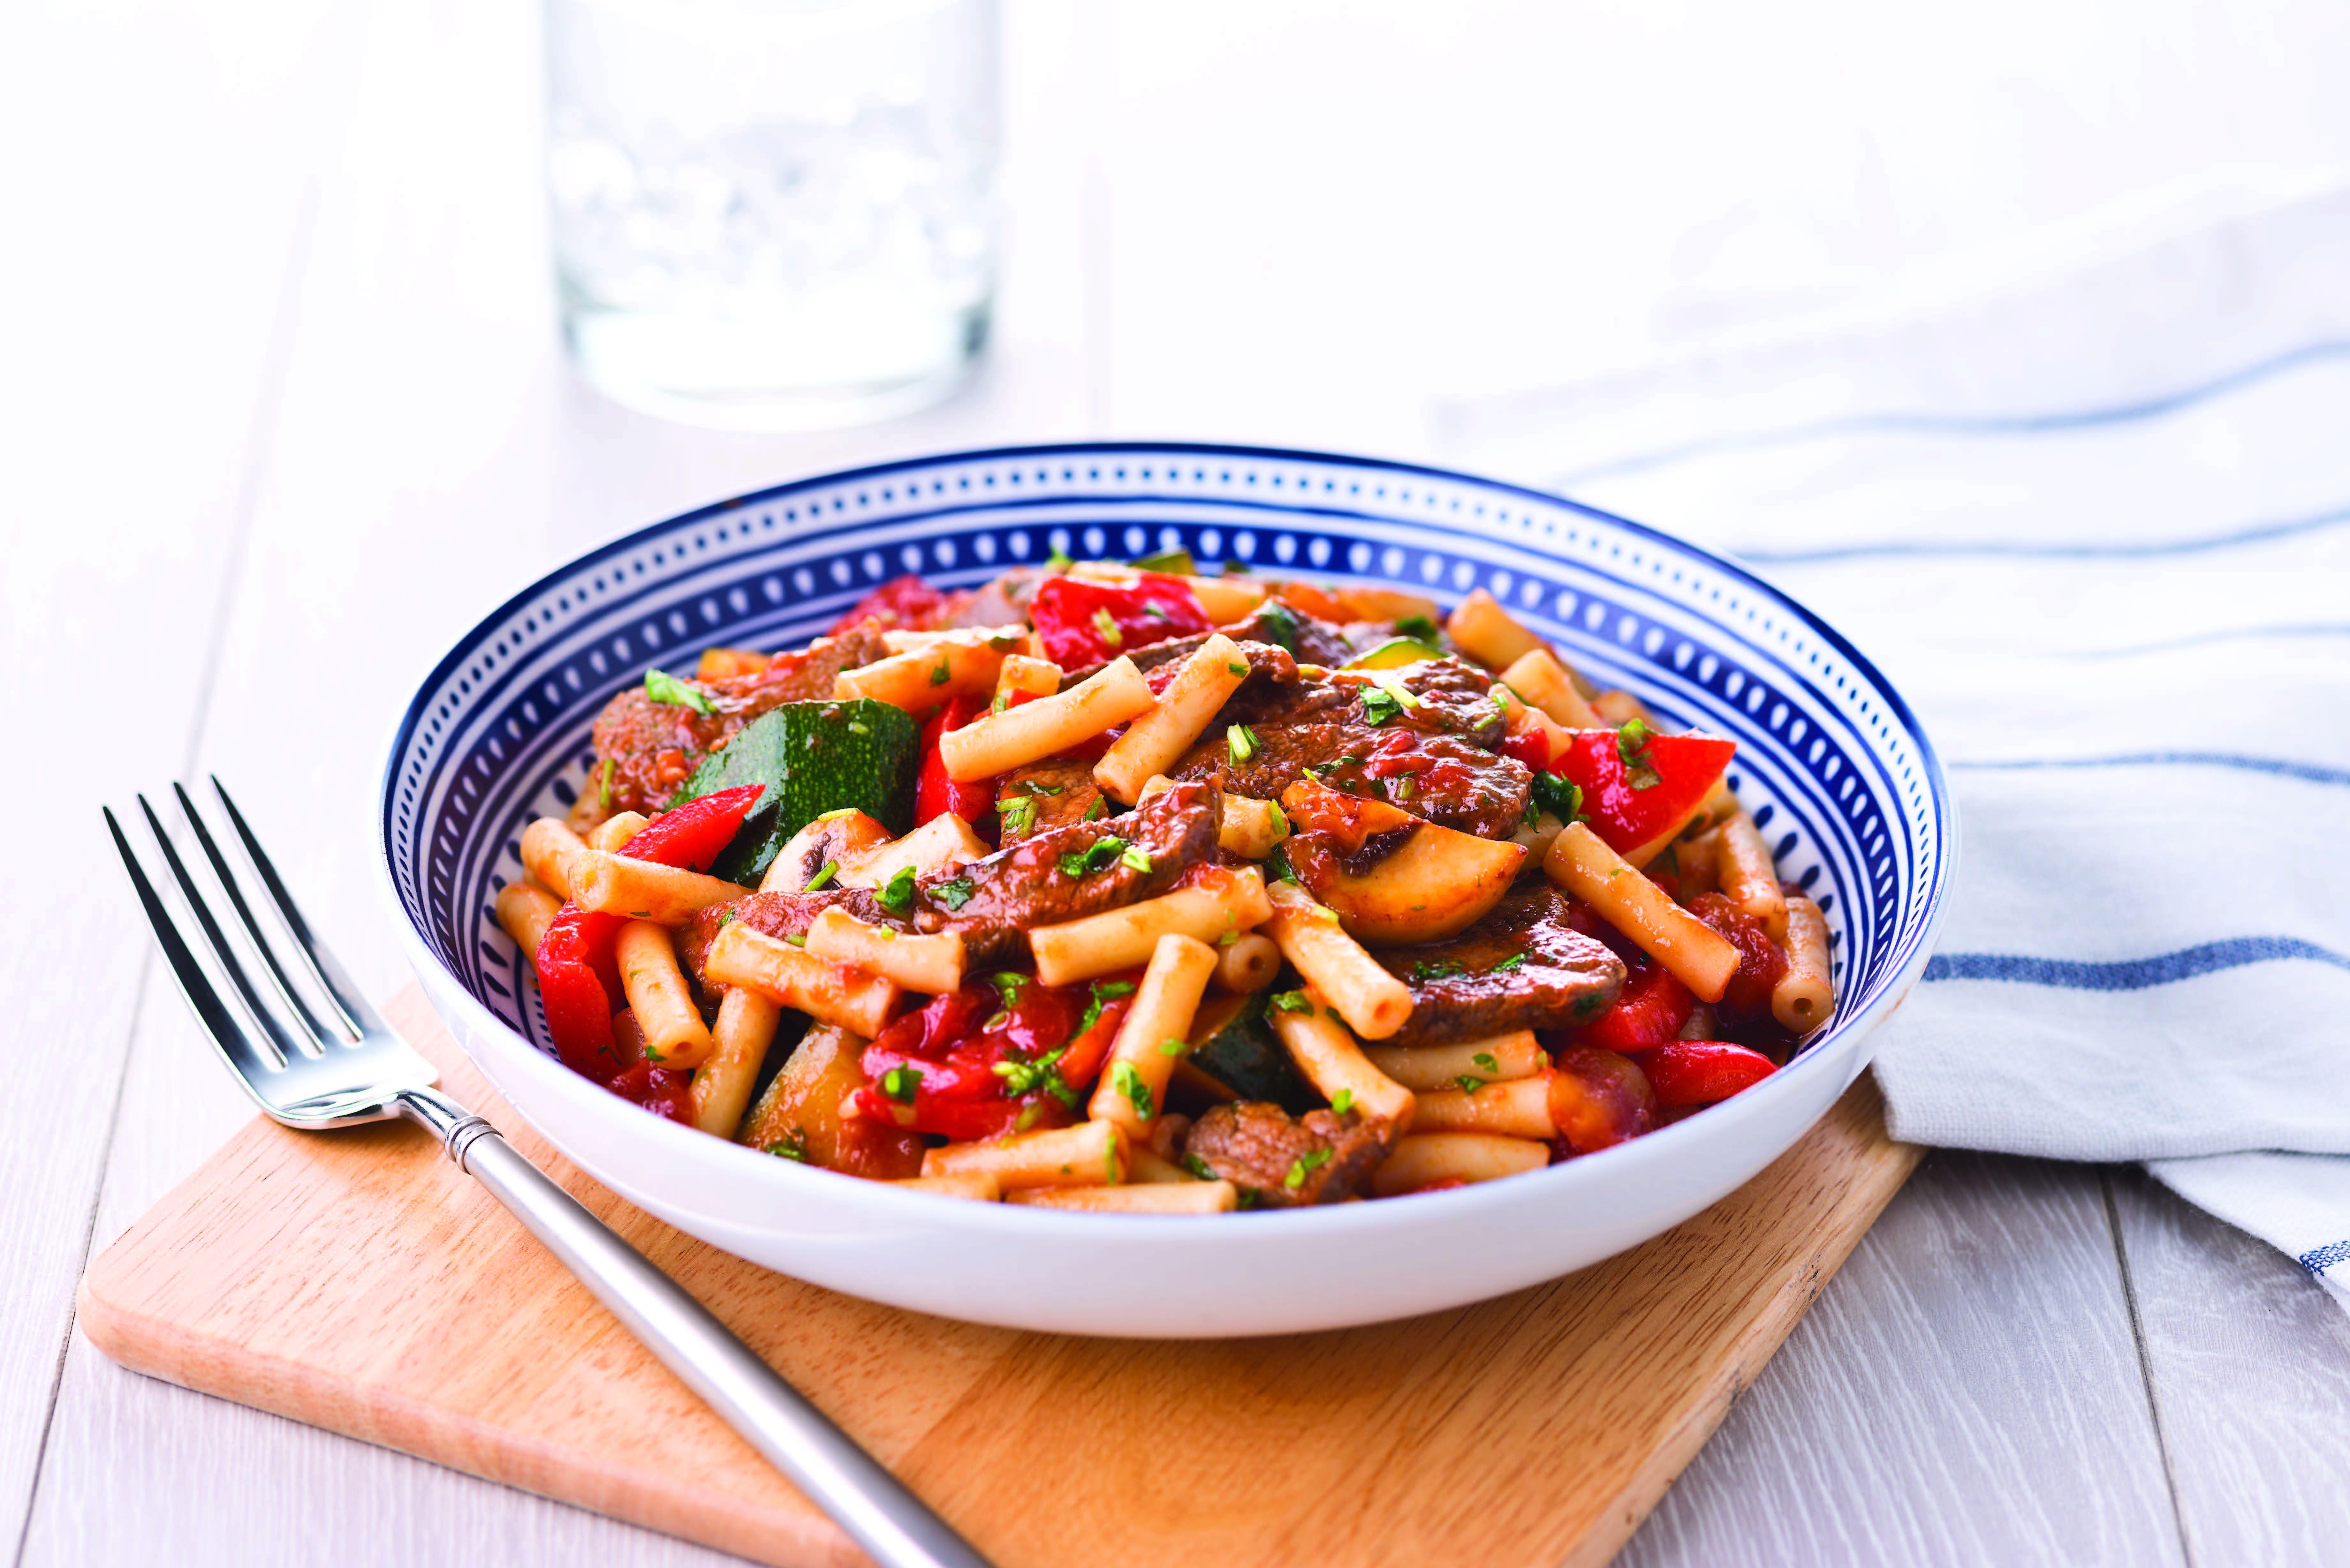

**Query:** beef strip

left=1244, top=597, right=1359, bottom=669
left=680, top=782, right=1222, bottom=990
left=589, top=623, right=889, bottom=815
left=1182, top=1102, right=1391, bottom=1207
left=995, top=756, right=1105, bottom=844
left=1370, top=886, right=1626, bottom=1049
left=678, top=888, right=904, bottom=1006
left=1164, top=655, right=1530, bottom=838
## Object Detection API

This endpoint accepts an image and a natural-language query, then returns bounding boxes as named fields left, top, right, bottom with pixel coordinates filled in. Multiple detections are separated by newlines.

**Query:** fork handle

left=394, top=1092, right=994, bottom=1568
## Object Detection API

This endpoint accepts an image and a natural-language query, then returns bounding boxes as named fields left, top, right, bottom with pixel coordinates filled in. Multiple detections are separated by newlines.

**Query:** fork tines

left=105, top=778, right=373, bottom=1081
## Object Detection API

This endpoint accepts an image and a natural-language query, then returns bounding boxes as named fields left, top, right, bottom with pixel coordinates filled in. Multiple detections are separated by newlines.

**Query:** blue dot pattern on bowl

left=381, top=443, right=1952, bottom=1076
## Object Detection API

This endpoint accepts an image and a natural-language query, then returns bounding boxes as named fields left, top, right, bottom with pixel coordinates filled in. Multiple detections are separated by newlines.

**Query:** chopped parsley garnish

left=1531, top=771, right=1586, bottom=825
left=990, top=971, right=1027, bottom=1006
left=1073, top=978, right=1137, bottom=1037
left=1057, top=835, right=1129, bottom=879
left=1227, top=723, right=1258, bottom=765
left=597, top=757, right=616, bottom=813
left=880, top=1065, right=922, bottom=1104
left=1616, top=718, right=1662, bottom=790
left=1184, top=1153, right=1219, bottom=1180
left=1270, top=989, right=1312, bottom=1014
left=643, top=668, right=713, bottom=715
left=1266, top=801, right=1289, bottom=839
left=1112, top=1060, right=1154, bottom=1120
left=1105, top=1136, right=1122, bottom=1185
left=993, top=1046, right=1078, bottom=1107
left=1283, top=1148, right=1334, bottom=1191
left=928, top=657, right=950, bottom=687
left=1156, top=1036, right=1187, bottom=1056
left=1091, top=607, right=1123, bottom=648
left=990, top=691, right=1011, bottom=715
left=1395, top=614, right=1440, bottom=643
left=785, top=932, right=807, bottom=947
left=1453, top=1074, right=1486, bottom=1093
left=997, top=793, right=1038, bottom=838
left=875, top=863, right=917, bottom=916
left=1410, top=959, right=1465, bottom=982
left=1360, top=685, right=1405, bottom=726
left=765, top=1127, right=810, bottom=1162
left=716, top=908, right=737, bottom=929
left=1491, top=953, right=1527, bottom=973
left=1473, top=1052, right=1499, bottom=1073
left=1264, top=843, right=1298, bottom=885
left=1022, top=781, right=1065, bottom=795
left=1140, top=601, right=1169, bottom=621
left=1046, top=544, right=1074, bottom=572
left=803, top=860, right=839, bottom=893
left=1252, top=601, right=1297, bottom=651
left=1120, top=844, right=1153, bottom=873
left=1330, top=1088, right=1354, bottom=1115
left=1086, top=796, right=1110, bottom=820
left=931, top=876, right=975, bottom=911
left=1227, top=660, right=1247, bottom=676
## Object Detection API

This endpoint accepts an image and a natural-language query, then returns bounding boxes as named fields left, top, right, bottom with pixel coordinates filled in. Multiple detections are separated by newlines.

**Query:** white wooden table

left=11, top=1, right=2349, bottom=1562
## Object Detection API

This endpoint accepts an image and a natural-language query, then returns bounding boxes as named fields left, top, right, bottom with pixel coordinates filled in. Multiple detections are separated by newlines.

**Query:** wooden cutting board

left=79, top=987, right=1918, bottom=1568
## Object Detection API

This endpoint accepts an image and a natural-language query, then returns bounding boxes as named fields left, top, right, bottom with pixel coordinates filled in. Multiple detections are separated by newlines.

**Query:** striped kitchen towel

left=1442, top=185, right=2350, bottom=1313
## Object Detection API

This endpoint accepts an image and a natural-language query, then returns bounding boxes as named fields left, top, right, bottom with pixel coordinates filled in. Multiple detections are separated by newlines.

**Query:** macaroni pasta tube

left=1772, top=893, right=1834, bottom=1035
left=1544, top=822, right=1739, bottom=1003
left=616, top=920, right=714, bottom=1069
left=1088, top=933, right=1219, bottom=1135
left=940, top=656, right=1156, bottom=781
left=1030, top=867, right=1270, bottom=987
left=1266, top=990, right=1416, bottom=1129
left=1095, top=634, right=1250, bottom=804
left=1263, top=881, right=1414, bottom=1040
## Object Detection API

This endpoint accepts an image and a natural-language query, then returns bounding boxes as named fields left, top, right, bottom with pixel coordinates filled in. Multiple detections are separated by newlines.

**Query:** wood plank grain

left=1616, top=1152, right=2187, bottom=1568
left=74, top=989, right=1915, bottom=1568
left=2109, top=1165, right=2350, bottom=1567
left=0, top=0, right=364, bottom=1546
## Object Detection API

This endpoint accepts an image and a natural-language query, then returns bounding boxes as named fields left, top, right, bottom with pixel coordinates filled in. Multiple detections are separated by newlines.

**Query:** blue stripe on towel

left=1952, top=753, right=2350, bottom=788
left=2070, top=622, right=2350, bottom=659
left=2301, top=1240, right=2350, bottom=1276
left=1924, top=937, right=2350, bottom=990
left=1736, top=502, right=2350, bottom=565
left=1555, top=338, right=2350, bottom=486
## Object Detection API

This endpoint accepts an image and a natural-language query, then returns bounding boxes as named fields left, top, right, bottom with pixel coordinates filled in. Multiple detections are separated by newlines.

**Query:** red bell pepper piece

left=1632, top=1040, right=1776, bottom=1110
left=1499, top=727, right=1552, bottom=771
left=1028, top=573, right=1211, bottom=667
left=830, top=573, right=956, bottom=635
left=1551, top=723, right=1736, bottom=854
left=1687, top=891, right=1789, bottom=1029
left=1577, top=961, right=1694, bottom=1056
left=914, top=695, right=995, bottom=828
left=1546, top=1045, right=1658, bottom=1155
left=532, top=784, right=763, bottom=1086
left=852, top=971, right=1137, bottom=1139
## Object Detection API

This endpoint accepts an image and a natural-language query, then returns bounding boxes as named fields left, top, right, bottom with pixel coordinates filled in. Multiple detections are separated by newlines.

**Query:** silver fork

left=106, top=778, right=993, bottom=1568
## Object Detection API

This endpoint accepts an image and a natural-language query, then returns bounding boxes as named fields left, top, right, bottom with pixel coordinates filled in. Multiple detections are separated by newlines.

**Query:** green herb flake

left=785, top=933, right=807, bottom=947
left=766, top=1128, right=810, bottom=1163
left=1473, top=1052, right=1499, bottom=1073
left=1360, top=685, right=1404, bottom=726
left=1491, top=953, right=1527, bottom=973
left=1091, top=607, right=1123, bottom=648
left=1156, top=1036, right=1187, bottom=1057
left=641, top=1043, right=664, bottom=1062
left=803, top=860, right=839, bottom=893
left=1058, top=835, right=1129, bottom=879
left=875, top=863, right=917, bottom=917
left=1531, top=771, right=1586, bottom=825
left=1265, top=843, right=1298, bottom=885
left=1453, top=1074, right=1486, bottom=1093
left=997, top=793, right=1038, bottom=838
left=717, top=908, right=737, bottom=929
left=1120, top=845, right=1153, bottom=873
left=1266, top=801, right=1289, bottom=838
left=1023, top=781, right=1066, bottom=796
left=1112, top=1060, right=1154, bottom=1121
left=1270, top=989, right=1313, bottom=1014
left=1046, top=544, right=1074, bottom=572
left=990, top=972, right=1027, bottom=1006
left=880, top=1065, right=922, bottom=1104
left=1616, top=718, right=1662, bottom=790
left=1410, top=959, right=1465, bottom=982
left=1330, top=1088, right=1355, bottom=1115
left=1086, top=796, right=1110, bottom=821
left=643, top=668, right=714, bottom=716
left=597, top=757, right=616, bottom=813
left=932, top=875, right=976, bottom=911
left=1283, top=1148, right=1334, bottom=1191
left=928, top=658, right=951, bottom=688
left=1105, top=1136, right=1122, bottom=1185
left=1184, top=1153, right=1219, bottom=1180
left=1227, top=723, right=1259, bottom=765
left=1141, top=602, right=1169, bottom=621
left=1395, top=614, right=1440, bottom=643
left=1073, top=978, right=1137, bottom=1038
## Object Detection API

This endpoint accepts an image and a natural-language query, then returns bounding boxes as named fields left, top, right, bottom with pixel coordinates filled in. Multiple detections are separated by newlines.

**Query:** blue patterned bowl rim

left=378, top=441, right=1954, bottom=1147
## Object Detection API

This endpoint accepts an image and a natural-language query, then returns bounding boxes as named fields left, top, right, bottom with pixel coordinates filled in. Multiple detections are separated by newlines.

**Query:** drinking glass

left=545, top=0, right=998, bottom=430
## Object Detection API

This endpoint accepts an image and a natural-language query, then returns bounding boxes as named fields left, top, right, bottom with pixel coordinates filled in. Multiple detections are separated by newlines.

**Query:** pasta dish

left=494, top=553, right=1835, bottom=1211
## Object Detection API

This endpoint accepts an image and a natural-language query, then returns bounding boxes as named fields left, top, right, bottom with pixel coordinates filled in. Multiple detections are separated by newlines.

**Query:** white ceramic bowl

left=378, top=443, right=1954, bottom=1337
